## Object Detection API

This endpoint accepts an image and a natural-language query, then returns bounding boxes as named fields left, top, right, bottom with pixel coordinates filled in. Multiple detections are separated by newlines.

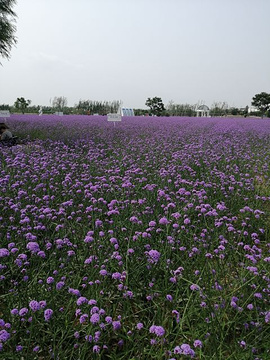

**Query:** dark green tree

left=252, top=92, right=270, bottom=117
left=0, top=0, right=17, bottom=63
left=145, top=97, right=165, bottom=116
left=14, top=97, right=31, bottom=113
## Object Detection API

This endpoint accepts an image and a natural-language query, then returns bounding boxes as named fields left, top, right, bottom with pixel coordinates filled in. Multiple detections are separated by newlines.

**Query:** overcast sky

left=1, top=0, right=270, bottom=109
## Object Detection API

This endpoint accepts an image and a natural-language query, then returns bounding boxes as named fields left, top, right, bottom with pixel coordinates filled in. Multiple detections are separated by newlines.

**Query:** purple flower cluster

left=0, top=114, right=270, bottom=358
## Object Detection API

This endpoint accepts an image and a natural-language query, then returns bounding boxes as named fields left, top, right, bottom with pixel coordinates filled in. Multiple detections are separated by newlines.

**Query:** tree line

left=0, top=97, right=121, bottom=115
left=1, top=93, right=269, bottom=118
left=136, top=93, right=270, bottom=117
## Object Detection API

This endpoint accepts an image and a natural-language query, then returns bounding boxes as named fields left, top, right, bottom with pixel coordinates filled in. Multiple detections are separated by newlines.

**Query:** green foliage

left=52, top=96, right=68, bottom=111
left=145, top=97, right=165, bottom=116
left=14, top=97, right=31, bottom=114
left=166, top=101, right=196, bottom=117
left=0, top=0, right=17, bottom=63
left=210, top=101, right=229, bottom=117
left=75, top=99, right=121, bottom=115
left=252, top=92, right=270, bottom=117
left=134, top=108, right=150, bottom=116
left=0, top=103, right=10, bottom=110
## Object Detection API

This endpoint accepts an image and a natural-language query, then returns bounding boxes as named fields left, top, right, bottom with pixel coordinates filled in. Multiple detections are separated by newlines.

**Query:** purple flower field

left=0, top=115, right=270, bottom=359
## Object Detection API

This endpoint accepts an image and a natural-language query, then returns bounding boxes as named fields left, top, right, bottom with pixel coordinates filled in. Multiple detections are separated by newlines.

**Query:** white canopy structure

left=196, top=105, right=210, bottom=117
left=121, top=108, right=134, bottom=116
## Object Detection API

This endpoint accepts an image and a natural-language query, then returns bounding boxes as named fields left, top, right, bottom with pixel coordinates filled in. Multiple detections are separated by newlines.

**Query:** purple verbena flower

left=44, top=309, right=53, bottom=321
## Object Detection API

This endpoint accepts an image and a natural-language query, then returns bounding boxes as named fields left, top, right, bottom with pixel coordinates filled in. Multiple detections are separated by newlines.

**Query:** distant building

left=196, top=105, right=210, bottom=117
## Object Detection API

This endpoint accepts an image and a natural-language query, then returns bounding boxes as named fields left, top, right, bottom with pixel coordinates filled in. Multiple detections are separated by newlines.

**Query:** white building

left=196, top=105, right=210, bottom=117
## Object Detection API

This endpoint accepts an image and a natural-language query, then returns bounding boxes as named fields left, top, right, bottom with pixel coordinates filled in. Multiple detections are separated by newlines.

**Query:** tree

left=14, top=97, right=31, bottom=113
left=145, top=97, right=165, bottom=116
left=166, top=100, right=196, bottom=117
left=52, top=96, right=68, bottom=111
left=0, top=0, right=17, bottom=63
left=252, top=92, right=270, bottom=117
left=210, top=101, right=228, bottom=117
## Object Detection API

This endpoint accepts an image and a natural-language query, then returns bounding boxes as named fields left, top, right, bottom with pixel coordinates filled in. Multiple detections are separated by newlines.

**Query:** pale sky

left=1, top=0, right=270, bottom=109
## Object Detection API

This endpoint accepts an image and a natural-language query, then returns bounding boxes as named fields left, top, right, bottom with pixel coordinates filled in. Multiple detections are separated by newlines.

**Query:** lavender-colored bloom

left=147, top=249, right=161, bottom=264
left=137, top=322, right=144, bottom=330
left=39, top=300, right=47, bottom=309
left=265, top=311, right=270, bottom=323
left=85, top=335, right=93, bottom=342
left=37, top=251, right=46, bottom=258
left=29, top=300, right=40, bottom=312
left=26, top=242, right=40, bottom=253
left=46, top=277, right=54, bottom=284
left=44, top=309, right=53, bottom=321
left=79, top=314, right=88, bottom=324
left=0, top=329, right=10, bottom=342
left=172, top=310, right=180, bottom=323
left=90, top=313, right=100, bottom=324
left=68, top=288, right=81, bottom=297
left=159, top=217, right=170, bottom=225
left=88, top=299, right=97, bottom=305
left=174, top=344, right=195, bottom=357
left=118, top=339, right=124, bottom=347
left=149, top=325, right=165, bottom=337
left=174, top=346, right=181, bottom=354
left=56, top=281, right=65, bottom=290
left=112, top=321, right=121, bottom=331
left=94, top=330, right=101, bottom=342
left=93, top=345, right=100, bottom=353
left=19, top=308, right=28, bottom=317
left=91, top=306, right=99, bottom=314
left=0, top=248, right=9, bottom=258
left=105, top=316, right=112, bottom=324
left=16, top=345, right=23, bottom=352
left=112, top=272, right=121, bottom=280
left=11, top=308, right=18, bottom=315
left=194, top=340, right=202, bottom=348
left=239, top=340, right=246, bottom=348
left=95, top=220, right=103, bottom=227
left=77, top=297, right=88, bottom=306
left=190, top=284, right=199, bottom=291
left=99, top=269, right=107, bottom=276
left=154, top=326, right=165, bottom=337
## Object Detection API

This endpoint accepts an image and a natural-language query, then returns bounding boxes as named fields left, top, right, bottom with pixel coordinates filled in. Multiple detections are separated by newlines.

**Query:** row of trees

left=75, top=100, right=120, bottom=115
left=142, top=94, right=270, bottom=117
left=1, top=92, right=269, bottom=117
left=1, top=93, right=269, bottom=117
left=0, top=97, right=121, bottom=115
